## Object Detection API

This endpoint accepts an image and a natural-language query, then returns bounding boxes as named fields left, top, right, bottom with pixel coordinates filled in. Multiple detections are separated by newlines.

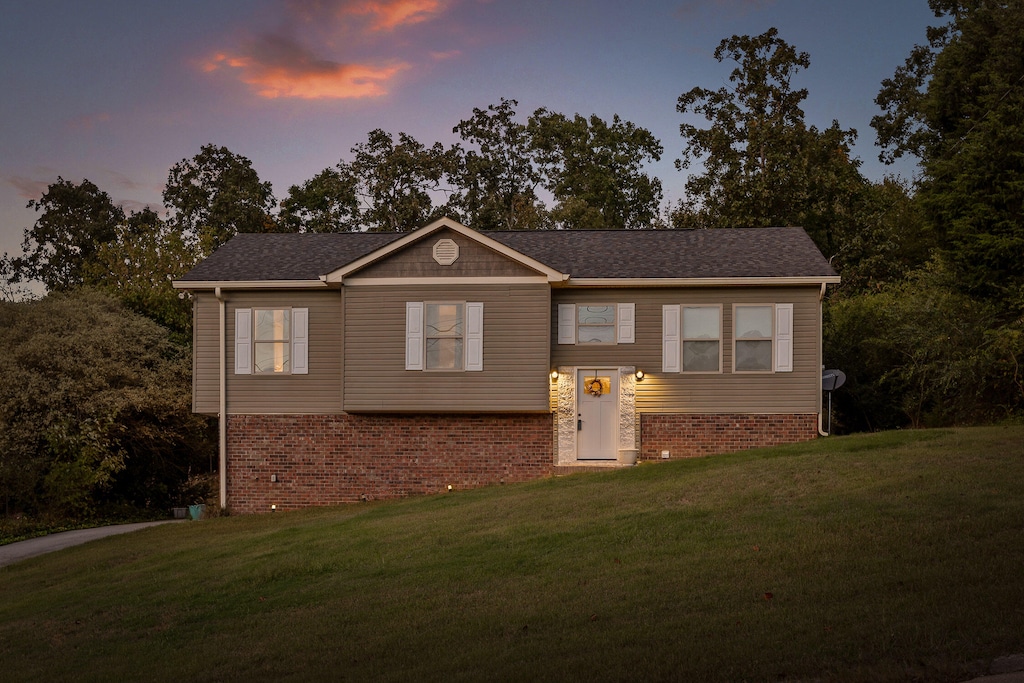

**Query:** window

left=255, top=309, right=291, bottom=373
left=732, top=304, right=794, bottom=373
left=682, top=305, right=721, bottom=372
left=426, top=303, right=464, bottom=370
left=578, top=304, right=615, bottom=344
left=234, top=307, right=308, bottom=375
left=406, top=301, right=483, bottom=371
left=557, top=303, right=635, bottom=345
left=663, top=303, right=792, bottom=374
left=734, top=305, right=773, bottom=372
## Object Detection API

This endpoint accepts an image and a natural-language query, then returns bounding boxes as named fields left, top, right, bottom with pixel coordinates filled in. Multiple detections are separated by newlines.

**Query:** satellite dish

left=822, top=369, right=846, bottom=392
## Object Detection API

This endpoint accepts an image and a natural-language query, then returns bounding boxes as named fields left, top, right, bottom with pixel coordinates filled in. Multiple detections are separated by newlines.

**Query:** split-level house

left=173, top=217, right=839, bottom=513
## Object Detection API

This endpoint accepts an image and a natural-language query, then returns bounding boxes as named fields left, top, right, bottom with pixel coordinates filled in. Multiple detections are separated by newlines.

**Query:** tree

left=279, top=166, right=360, bottom=233
left=674, top=28, right=865, bottom=255
left=81, top=208, right=195, bottom=336
left=347, top=129, right=455, bottom=233
left=529, top=110, right=664, bottom=230
left=0, top=290, right=214, bottom=517
left=6, top=177, right=124, bottom=291
left=450, top=99, right=547, bottom=231
left=163, top=144, right=278, bottom=256
left=873, top=0, right=1024, bottom=308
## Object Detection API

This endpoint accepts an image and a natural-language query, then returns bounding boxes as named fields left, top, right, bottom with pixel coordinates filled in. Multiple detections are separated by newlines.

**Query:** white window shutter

left=291, top=308, right=309, bottom=374
left=662, top=305, right=681, bottom=373
left=617, top=303, right=635, bottom=343
left=557, top=303, right=576, bottom=344
left=234, top=308, right=252, bottom=375
left=405, top=302, right=424, bottom=370
left=775, top=303, right=793, bottom=372
left=465, top=302, right=484, bottom=371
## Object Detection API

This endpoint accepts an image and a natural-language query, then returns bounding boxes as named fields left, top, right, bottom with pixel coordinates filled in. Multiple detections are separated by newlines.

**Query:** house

left=173, top=217, right=839, bottom=513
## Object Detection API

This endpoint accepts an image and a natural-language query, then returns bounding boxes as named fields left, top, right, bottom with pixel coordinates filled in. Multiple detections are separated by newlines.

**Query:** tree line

left=1, top=0, right=1022, bottom=520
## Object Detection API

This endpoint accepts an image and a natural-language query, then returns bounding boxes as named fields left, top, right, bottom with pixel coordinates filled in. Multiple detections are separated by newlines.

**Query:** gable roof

left=173, top=220, right=838, bottom=289
left=489, top=227, right=837, bottom=280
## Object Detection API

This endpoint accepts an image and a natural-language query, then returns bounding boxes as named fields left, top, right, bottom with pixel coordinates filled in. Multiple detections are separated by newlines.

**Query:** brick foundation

left=226, top=413, right=555, bottom=514
left=224, top=412, right=818, bottom=513
left=639, top=413, right=818, bottom=461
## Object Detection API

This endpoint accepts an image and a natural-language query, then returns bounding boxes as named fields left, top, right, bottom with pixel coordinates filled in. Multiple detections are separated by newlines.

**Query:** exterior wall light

left=635, top=369, right=645, bottom=381
left=550, top=370, right=559, bottom=381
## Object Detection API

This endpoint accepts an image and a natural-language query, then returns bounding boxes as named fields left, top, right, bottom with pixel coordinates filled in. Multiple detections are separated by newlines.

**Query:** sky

left=0, top=0, right=939, bottom=264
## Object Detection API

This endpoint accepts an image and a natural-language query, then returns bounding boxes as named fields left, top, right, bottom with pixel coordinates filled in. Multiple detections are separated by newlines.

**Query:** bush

left=0, top=289, right=215, bottom=518
left=825, top=265, right=1024, bottom=431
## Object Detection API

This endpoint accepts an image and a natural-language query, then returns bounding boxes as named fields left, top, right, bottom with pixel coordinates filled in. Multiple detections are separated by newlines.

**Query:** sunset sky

left=0, top=0, right=938, bottom=263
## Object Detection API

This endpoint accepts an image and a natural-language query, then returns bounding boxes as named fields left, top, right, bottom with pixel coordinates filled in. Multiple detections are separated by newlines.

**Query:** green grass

left=2, top=426, right=1023, bottom=682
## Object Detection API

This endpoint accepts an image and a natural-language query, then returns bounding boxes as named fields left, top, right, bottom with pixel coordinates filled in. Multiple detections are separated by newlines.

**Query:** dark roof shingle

left=176, top=226, right=836, bottom=283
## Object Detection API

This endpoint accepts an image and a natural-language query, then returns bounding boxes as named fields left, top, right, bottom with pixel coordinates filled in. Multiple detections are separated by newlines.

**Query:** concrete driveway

left=0, top=521, right=181, bottom=568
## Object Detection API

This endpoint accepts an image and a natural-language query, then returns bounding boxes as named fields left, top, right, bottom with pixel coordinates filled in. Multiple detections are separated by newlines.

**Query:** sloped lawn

left=2, top=426, right=1022, bottom=682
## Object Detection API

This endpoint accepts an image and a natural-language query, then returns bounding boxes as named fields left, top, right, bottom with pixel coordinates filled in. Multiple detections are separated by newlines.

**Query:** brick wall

left=226, top=414, right=554, bottom=514
left=639, top=414, right=818, bottom=461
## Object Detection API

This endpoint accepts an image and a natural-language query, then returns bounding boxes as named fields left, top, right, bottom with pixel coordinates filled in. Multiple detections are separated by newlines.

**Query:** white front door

left=577, top=370, right=618, bottom=460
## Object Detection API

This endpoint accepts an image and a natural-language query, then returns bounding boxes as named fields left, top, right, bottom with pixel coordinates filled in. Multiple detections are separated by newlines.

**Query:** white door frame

left=555, top=366, right=638, bottom=465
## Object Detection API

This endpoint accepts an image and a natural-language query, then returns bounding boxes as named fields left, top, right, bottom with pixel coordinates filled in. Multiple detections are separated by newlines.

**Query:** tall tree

left=873, top=0, right=1024, bottom=308
left=674, top=28, right=865, bottom=256
left=348, top=129, right=455, bottom=233
left=529, top=110, right=664, bottom=230
left=7, top=177, right=124, bottom=291
left=279, top=166, right=360, bottom=233
left=163, top=144, right=277, bottom=256
left=81, top=208, right=195, bottom=336
left=450, top=99, right=547, bottom=231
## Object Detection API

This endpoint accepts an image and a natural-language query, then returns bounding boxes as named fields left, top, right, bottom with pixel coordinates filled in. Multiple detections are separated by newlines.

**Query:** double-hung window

left=426, top=303, right=465, bottom=370
left=557, top=303, right=635, bottom=345
left=406, top=301, right=483, bottom=371
left=682, top=305, right=722, bottom=372
left=234, top=307, right=309, bottom=375
left=732, top=304, right=793, bottom=373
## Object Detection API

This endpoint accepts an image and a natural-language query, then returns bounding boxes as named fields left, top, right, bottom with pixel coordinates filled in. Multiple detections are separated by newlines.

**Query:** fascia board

left=559, top=276, right=841, bottom=287
left=342, top=276, right=552, bottom=286
left=322, top=217, right=568, bottom=283
left=171, top=279, right=330, bottom=290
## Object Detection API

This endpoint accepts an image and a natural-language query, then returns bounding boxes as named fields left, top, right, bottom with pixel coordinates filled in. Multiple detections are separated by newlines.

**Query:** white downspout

left=215, top=287, right=228, bottom=509
left=817, top=282, right=829, bottom=437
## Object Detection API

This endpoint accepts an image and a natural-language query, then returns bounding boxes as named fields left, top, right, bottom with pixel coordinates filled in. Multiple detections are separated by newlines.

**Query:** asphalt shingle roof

left=176, top=226, right=837, bottom=283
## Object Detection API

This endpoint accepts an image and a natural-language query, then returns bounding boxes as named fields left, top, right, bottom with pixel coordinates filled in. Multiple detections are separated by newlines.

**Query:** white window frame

left=681, top=304, right=723, bottom=373
left=731, top=303, right=793, bottom=374
left=406, top=301, right=483, bottom=372
left=558, top=303, right=635, bottom=345
left=234, top=307, right=308, bottom=375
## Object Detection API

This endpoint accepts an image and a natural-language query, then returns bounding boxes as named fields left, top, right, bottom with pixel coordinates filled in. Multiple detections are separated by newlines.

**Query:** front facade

left=175, top=218, right=839, bottom=513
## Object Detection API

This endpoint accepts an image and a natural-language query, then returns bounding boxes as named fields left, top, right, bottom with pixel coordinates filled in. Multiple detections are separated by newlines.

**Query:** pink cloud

left=288, top=0, right=450, bottom=32
left=203, top=33, right=408, bottom=99
left=7, top=175, right=52, bottom=201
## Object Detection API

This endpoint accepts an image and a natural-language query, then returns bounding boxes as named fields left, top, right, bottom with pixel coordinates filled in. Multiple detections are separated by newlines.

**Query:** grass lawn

left=1, top=426, right=1022, bottom=682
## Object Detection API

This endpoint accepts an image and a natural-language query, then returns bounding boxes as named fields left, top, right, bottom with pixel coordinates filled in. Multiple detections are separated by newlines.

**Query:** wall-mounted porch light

left=550, top=370, right=559, bottom=381
left=635, top=369, right=645, bottom=381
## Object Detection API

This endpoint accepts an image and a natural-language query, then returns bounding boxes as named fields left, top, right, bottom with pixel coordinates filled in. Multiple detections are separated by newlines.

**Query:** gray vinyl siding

left=352, top=228, right=540, bottom=279
left=193, top=290, right=344, bottom=415
left=193, top=293, right=219, bottom=414
left=344, top=283, right=550, bottom=412
left=551, top=287, right=822, bottom=414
